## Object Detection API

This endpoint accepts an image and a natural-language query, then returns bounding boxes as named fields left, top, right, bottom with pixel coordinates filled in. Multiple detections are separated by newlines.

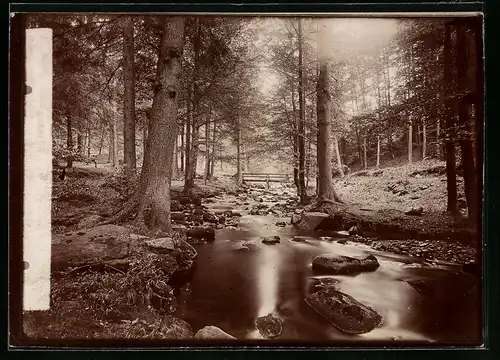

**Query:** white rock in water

left=194, top=326, right=236, bottom=340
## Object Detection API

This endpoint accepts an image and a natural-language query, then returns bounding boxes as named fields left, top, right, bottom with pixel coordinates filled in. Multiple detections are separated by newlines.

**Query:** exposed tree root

left=317, top=196, right=346, bottom=207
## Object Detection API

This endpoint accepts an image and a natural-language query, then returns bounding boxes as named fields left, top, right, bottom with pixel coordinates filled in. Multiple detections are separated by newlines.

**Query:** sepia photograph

left=12, top=11, right=484, bottom=347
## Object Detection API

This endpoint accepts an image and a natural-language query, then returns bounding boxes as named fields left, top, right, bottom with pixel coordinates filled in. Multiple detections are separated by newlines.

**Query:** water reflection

left=256, top=246, right=280, bottom=317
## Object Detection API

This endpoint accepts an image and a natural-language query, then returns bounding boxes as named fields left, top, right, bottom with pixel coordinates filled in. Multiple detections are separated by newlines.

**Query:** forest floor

left=22, top=159, right=479, bottom=342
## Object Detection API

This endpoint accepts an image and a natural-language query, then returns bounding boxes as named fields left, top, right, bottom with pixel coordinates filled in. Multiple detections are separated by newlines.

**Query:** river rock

left=255, top=314, right=283, bottom=338
left=291, top=236, right=307, bottom=242
left=312, top=254, right=380, bottom=275
left=159, top=315, right=194, bottom=339
left=305, top=287, right=382, bottom=334
left=52, top=225, right=131, bottom=272
left=276, top=221, right=287, bottom=227
left=194, top=326, right=237, bottom=340
left=203, top=213, right=218, bottom=223
left=405, top=206, right=424, bottom=216
left=294, top=212, right=343, bottom=231
left=291, top=214, right=302, bottom=225
left=77, top=214, right=102, bottom=229
left=261, top=236, right=280, bottom=245
left=145, top=237, right=175, bottom=253
left=186, top=227, right=216, bottom=242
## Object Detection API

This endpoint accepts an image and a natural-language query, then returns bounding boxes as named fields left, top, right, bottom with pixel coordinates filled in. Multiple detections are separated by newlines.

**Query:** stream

left=172, top=189, right=481, bottom=344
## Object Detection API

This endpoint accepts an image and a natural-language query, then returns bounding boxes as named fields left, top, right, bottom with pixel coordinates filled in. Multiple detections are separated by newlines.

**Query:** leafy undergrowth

left=23, top=243, right=181, bottom=340
left=334, top=159, right=467, bottom=214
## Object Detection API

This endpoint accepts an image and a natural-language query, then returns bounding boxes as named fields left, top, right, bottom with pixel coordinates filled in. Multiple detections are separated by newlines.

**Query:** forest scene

left=21, top=14, right=483, bottom=344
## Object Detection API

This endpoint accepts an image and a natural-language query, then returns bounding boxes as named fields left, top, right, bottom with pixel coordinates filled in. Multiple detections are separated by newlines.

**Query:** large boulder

left=305, top=287, right=383, bottom=334
left=255, top=314, right=282, bottom=338
left=145, top=237, right=175, bottom=253
left=193, top=326, right=236, bottom=340
left=52, top=225, right=131, bottom=272
left=261, top=236, right=280, bottom=245
left=294, top=212, right=343, bottom=231
left=312, top=254, right=380, bottom=275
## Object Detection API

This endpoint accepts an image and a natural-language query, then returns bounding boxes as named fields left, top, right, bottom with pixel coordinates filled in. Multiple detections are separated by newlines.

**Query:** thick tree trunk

left=103, top=17, right=185, bottom=231
left=297, top=18, right=307, bottom=204
left=316, top=22, right=343, bottom=204
left=443, top=23, right=458, bottom=214
left=209, top=117, right=216, bottom=179
left=66, top=116, right=73, bottom=168
left=334, top=135, right=344, bottom=177
left=123, top=16, right=137, bottom=172
left=142, top=126, right=148, bottom=163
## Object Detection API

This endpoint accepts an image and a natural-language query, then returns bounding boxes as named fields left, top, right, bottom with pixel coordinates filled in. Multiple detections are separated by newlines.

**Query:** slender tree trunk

left=422, top=121, right=427, bottom=159
left=184, top=19, right=201, bottom=195
left=473, top=17, right=484, bottom=225
left=87, top=124, right=91, bottom=158
left=77, top=119, right=83, bottom=155
left=98, top=123, right=105, bottom=155
left=443, top=23, right=458, bottom=214
left=172, top=134, right=179, bottom=179
left=123, top=16, right=137, bottom=172
left=408, top=119, right=413, bottom=164
left=185, top=89, right=192, bottom=180
left=436, top=115, right=442, bottom=159
left=457, top=23, right=477, bottom=219
left=292, top=88, right=300, bottom=191
left=316, top=21, right=342, bottom=203
left=334, top=135, right=344, bottom=177
left=236, top=122, right=243, bottom=186
left=110, top=116, right=118, bottom=168
left=66, top=116, right=73, bottom=168
left=180, top=122, right=185, bottom=172
left=209, top=116, right=216, bottom=179
left=376, top=136, right=381, bottom=169
left=363, top=134, right=368, bottom=170
left=297, top=18, right=307, bottom=204
left=204, top=110, right=211, bottom=183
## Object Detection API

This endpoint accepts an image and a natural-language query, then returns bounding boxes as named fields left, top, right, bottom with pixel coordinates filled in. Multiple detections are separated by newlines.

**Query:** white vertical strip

left=23, top=28, right=53, bottom=311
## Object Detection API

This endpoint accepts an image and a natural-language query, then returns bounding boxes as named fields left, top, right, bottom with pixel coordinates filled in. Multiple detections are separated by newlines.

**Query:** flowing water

left=172, top=191, right=481, bottom=345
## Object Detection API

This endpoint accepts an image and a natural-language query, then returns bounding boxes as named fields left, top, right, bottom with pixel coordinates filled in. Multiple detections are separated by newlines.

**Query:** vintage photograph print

left=14, top=12, right=484, bottom=347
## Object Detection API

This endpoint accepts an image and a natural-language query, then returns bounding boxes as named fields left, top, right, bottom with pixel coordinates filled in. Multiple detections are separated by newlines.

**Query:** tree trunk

left=104, top=17, right=185, bottom=231
left=98, top=123, right=105, bottom=155
left=66, top=116, right=73, bottom=168
left=443, top=23, right=458, bottom=214
left=180, top=122, right=185, bottom=172
left=422, top=121, right=427, bottom=159
left=123, top=16, right=137, bottom=172
left=297, top=18, right=307, bottom=204
left=142, top=126, right=148, bottom=164
left=316, top=21, right=343, bottom=203
left=77, top=119, right=83, bottom=155
left=86, top=123, right=91, bottom=158
left=436, top=115, right=442, bottom=159
left=184, top=19, right=201, bottom=195
left=376, top=136, right=381, bottom=169
left=185, top=88, right=192, bottom=181
left=172, top=133, right=179, bottom=179
left=292, top=88, right=300, bottom=192
left=204, top=110, right=211, bottom=183
left=457, top=23, right=477, bottom=219
left=334, top=135, right=344, bottom=177
left=209, top=116, right=216, bottom=179
left=408, top=119, right=413, bottom=164
left=363, top=134, right=368, bottom=170
left=236, top=122, right=243, bottom=186
left=110, top=116, right=118, bottom=168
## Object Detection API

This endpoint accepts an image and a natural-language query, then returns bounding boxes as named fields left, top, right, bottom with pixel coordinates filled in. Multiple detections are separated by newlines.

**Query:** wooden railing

left=242, top=172, right=291, bottom=189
